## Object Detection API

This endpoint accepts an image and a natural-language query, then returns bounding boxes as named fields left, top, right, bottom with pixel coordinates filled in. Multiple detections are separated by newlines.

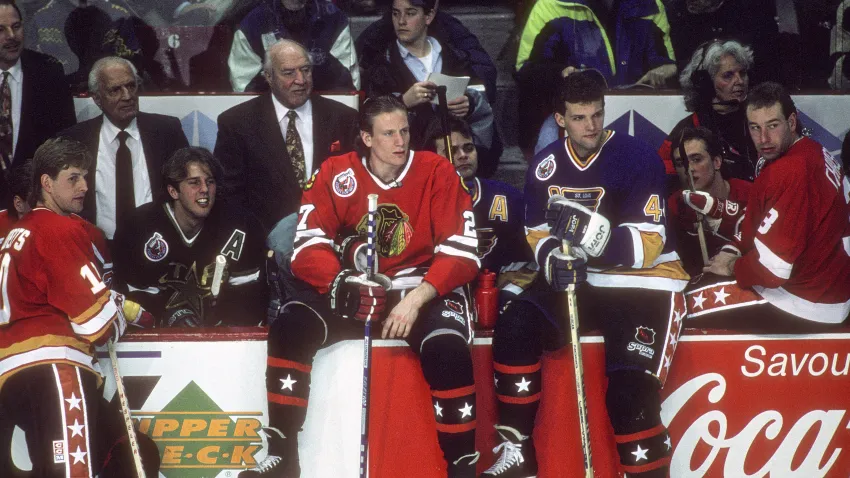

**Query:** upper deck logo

left=333, top=168, right=357, bottom=197
left=145, top=232, right=169, bottom=262
left=535, top=154, right=556, bottom=181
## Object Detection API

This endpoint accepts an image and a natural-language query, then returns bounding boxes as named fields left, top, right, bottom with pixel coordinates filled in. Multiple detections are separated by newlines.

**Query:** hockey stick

left=207, top=255, right=226, bottom=326
left=359, top=193, right=379, bottom=478
left=563, top=241, right=594, bottom=478
left=107, top=340, right=146, bottom=477
left=686, top=168, right=710, bottom=265
left=435, top=85, right=454, bottom=164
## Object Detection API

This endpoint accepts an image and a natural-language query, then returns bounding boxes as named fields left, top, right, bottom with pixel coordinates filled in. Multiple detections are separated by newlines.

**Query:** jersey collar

left=164, top=203, right=202, bottom=246
left=361, top=150, right=414, bottom=190
left=565, top=130, right=615, bottom=171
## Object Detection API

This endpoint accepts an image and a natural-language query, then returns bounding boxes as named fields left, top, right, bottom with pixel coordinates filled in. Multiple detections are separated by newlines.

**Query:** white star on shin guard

left=515, top=377, right=531, bottom=393
left=459, top=402, right=473, bottom=419
left=65, top=393, right=82, bottom=411
left=713, top=287, right=730, bottom=305
left=664, top=435, right=672, bottom=450
left=69, top=446, right=87, bottom=464
left=631, top=444, right=648, bottom=462
left=493, top=373, right=499, bottom=387
left=692, top=292, right=706, bottom=310
left=434, top=402, right=443, bottom=417
left=67, top=419, right=85, bottom=438
left=280, top=374, right=297, bottom=391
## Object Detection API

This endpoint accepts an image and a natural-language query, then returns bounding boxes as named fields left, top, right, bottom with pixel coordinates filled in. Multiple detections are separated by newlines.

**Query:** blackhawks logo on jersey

left=356, top=204, right=414, bottom=257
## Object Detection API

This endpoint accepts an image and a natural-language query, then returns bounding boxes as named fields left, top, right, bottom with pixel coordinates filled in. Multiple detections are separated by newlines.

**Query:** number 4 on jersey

left=643, top=195, right=663, bottom=222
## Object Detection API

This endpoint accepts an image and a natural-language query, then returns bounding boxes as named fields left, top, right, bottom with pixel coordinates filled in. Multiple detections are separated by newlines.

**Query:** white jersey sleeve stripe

left=291, top=237, right=335, bottom=263
left=70, top=300, right=117, bottom=337
left=434, top=245, right=482, bottom=267
left=627, top=226, right=644, bottom=269
left=447, top=234, right=478, bottom=248
left=294, top=228, right=326, bottom=240
left=754, top=237, right=793, bottom=280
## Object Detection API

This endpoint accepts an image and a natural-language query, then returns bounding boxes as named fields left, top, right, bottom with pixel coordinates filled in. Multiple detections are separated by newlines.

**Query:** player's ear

left=554, top=112, right=567, bottom=129
left=40, top=173, right=52, bottom=194
left=167, top=184, right=179, bottom=201
left=712, top=155, right=722, bottom=171
left=361, top=130, right=373, bottom=149
left=787, top=111, right=798, bottom=134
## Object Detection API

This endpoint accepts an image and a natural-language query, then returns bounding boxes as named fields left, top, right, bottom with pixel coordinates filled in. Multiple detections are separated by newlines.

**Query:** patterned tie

left=115, top=130, right=135, bottom=224
left=0, top=72, right=13, bottom=170
left=285, top=109, right=306, bottom=188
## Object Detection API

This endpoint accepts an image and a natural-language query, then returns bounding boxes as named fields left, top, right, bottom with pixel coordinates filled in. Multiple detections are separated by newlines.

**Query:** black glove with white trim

left=545, top=195, right=611, bottom=257
left=328, top=269, right=392, bottom=322
left=544, top=247, right=588, bottom=291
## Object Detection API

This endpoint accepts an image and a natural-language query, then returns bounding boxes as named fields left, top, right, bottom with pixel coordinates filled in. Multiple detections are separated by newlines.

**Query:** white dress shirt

left=96, top=116, right=152, bottom=239
left=1, top=59, right=23, bottom=157
left=271, top=94, right=315, bottom=176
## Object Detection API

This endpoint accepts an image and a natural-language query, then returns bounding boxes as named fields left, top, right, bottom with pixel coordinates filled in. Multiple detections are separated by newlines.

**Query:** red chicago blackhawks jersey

left=291, top=150, right=479, bottom=296
left=734, top=137, right=850, bottom=323
left=0, top=208, right=121, bottom=392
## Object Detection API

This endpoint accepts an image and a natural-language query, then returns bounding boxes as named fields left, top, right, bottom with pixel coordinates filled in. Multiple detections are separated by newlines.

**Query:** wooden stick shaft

left=108, top=341, right=146, bottom=477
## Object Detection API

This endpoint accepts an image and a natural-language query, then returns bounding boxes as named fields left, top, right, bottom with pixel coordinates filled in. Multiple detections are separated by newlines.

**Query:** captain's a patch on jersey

left=333, top=168, right=357, bottom=197
left=535, top=154, right=556, bottom=180
left=547, top=186, right=606, bottom=212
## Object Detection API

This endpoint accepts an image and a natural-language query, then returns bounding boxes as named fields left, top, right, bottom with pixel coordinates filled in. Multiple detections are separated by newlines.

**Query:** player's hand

left=402, top=81, right=438, bottom=108
left=703, top=251, right=739, bottom=276
left=329, top=269, right=391, bottom=322
left=447, top=94, right=470, bottom=118
left=382, top=282, right=437, bottom=339
left=122, top=299, right=155, bottom=329
left=636, top=64, right=677, bottom=88
left=545, top=247, right=587, bottom=291
left=545, top=195, right=611, bottom=257
left=676, top=190, right=746, bottom=238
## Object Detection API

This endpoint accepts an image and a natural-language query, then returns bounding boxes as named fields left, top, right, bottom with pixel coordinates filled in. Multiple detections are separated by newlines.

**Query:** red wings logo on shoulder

left=356, top=204, right=414, bottom=257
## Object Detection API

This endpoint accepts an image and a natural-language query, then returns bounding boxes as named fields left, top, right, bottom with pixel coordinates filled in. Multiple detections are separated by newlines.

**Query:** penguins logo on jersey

left=145, top=232, right=169, bottom=262
left=333, top=168, right=357, bottom=197
left=535, top=154, right=557, bottom=181
left=356, top=204, right=414, bottom=257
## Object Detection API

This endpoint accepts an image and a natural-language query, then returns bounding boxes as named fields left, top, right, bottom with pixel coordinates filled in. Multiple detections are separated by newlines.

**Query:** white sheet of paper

left=426, top=72, right=470, bottom=105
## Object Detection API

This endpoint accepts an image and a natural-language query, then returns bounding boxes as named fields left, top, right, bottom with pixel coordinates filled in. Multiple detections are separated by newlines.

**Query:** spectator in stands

left=359, top=0, right=502, bottom=177
left=28, top=0, right=141, bottom=93
left=666, top=0, right=783, bottom=87
left=830, top=0, right=850, bottom=89
left=59, top=56, right=189, bottom=241
left=228, top=0, right=359, bottom=92
left=515, top=0, right=676, bottom=151
left=216, top=39, right=358, bottom=261
left=114, top=147, right=268, bottom=328
left=0, top=0, right=76, bottom=172
left=667, top=127, right=751, bottom=276
left=658, top=40, right=758, bottom=187
left=425, top=117, right=535, bottom=300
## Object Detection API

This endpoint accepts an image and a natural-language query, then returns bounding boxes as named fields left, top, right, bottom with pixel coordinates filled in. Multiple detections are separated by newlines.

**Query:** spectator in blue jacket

left=515, top=0, right=676, bottom=150
left=228, top=0, right=359, bottom=92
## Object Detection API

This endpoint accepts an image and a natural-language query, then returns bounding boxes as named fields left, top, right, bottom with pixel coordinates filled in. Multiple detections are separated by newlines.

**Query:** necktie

left=0, top=72, right=13, bottom=170
left=115, top=130, right=135, bottom=224
left=285, top=109, right=306, bottom=188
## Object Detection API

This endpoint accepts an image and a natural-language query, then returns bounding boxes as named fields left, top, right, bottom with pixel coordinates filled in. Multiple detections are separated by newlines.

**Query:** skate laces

left=252, top=455, right=282, bottom=473
left=485, top=440, right=525, bottom=473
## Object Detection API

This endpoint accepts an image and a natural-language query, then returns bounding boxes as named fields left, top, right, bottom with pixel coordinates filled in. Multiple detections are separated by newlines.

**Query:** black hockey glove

left=328, top=269, right=392, bottom=322
left=545, top=195, right=611, bottom=257
left=163, top=308, right=202, bottom=328
left=544, top=248, right=587, bottom=291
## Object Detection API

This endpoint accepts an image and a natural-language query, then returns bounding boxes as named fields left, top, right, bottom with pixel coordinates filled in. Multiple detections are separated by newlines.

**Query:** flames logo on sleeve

left=356, top=204, right=414, bottom=257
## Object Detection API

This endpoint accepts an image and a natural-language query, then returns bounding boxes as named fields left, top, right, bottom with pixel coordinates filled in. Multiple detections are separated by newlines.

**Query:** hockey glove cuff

left=545, top=195, right=611, bottom=257
left=328, top=269, right=392, bottom=322
left=123, top=299, right=155, bottom=329
left=544, top=247, right=588, bottom=291
left=338, top=235, right=373, bottom=274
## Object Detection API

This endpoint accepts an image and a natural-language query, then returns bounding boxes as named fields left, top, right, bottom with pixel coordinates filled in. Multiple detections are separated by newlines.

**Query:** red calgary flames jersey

left=734, top=137, right=850, bottom=323
left=291, top=150, right=479, bottom=296
left=0, top=208, right=120, bottom=391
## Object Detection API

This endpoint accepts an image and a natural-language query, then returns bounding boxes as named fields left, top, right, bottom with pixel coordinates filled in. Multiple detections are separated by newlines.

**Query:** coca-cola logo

left=661, top=372, right=845, bottom=477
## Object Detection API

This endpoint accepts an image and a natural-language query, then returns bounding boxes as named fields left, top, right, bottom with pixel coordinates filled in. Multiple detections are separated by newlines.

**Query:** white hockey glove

left=545, top=195, right=611, bottom=257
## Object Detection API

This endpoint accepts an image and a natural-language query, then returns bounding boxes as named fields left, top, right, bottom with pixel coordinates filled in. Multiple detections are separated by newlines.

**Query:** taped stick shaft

left=360, top=193, right=379, bottom=477
left=686, top=169, right=710, bottom=265
left=563, top=241, right=594, bottom=477
left=108, top=341, right=146, bottom=477
left=435, top=86, right=454, bottom=164
left=211, top=254, right=226, bottom=297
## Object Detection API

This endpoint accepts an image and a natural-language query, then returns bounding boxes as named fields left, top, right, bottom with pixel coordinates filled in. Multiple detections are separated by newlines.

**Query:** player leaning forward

left=239, top=95, right=481, bottom=477
left=0, top=138, right=138, bottom=477
left=481, top=72, right=689, bottom=478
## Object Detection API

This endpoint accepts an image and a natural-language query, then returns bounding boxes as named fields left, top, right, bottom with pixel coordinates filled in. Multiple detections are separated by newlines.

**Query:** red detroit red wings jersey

left=0, top=208, right=120, bottom=392
left=734, top=137, right=850, bottom=323
left=291, top=150, right=480, bottom=296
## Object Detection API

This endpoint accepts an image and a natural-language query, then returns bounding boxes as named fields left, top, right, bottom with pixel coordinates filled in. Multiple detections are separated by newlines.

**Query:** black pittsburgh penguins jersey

left=113, top=202, right=267, bottom=326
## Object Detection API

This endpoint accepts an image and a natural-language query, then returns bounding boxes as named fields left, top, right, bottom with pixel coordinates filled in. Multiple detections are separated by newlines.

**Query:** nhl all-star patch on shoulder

left=333, top=168, right=357, bottom=197
left=535, top=154, right=556, bottom=181
left=145, top=232, right=169, bottom=262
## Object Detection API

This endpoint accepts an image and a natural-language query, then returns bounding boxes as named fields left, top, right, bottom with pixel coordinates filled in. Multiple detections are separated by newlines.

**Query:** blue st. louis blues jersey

left=525, top=130, right=689, bottom=292
left=472, top=178, right=536, bottom=296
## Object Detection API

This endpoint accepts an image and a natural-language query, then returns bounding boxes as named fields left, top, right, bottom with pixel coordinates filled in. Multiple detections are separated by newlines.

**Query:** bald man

left=216, top=39, right=358, bottom=259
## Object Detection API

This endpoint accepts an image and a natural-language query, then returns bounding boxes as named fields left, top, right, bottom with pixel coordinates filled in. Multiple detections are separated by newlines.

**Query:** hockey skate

left=480, top=425, right=537, bottom=478
left=238, top=428, right=300, bottom=477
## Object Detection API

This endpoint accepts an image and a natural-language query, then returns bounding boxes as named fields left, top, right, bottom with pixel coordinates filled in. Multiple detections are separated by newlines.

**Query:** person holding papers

left=359, top=0, right=502, bottom=177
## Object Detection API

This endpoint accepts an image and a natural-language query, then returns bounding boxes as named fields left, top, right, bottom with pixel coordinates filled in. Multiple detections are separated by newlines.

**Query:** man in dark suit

left=59, top=56, right=189, bottom=240
left=215, top=38, right=358, bottom=258
left=0, top=0, right=76, bottom=171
